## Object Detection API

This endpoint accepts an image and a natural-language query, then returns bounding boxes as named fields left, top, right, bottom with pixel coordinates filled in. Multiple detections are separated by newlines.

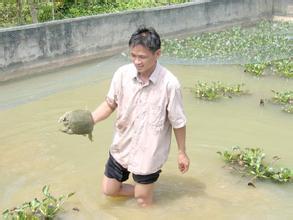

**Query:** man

left=91, top=26, right=189, bottom=207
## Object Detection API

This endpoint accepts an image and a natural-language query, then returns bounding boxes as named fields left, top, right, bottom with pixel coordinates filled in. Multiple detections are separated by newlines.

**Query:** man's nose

left=133, top=57, right=141, bottom=65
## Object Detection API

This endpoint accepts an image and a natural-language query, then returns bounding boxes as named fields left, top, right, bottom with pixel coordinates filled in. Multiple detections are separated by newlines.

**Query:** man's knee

left=102, top=184, right=120, bottom=196
left=134, top=183, right=154, bottom=207
left=102, top=176, right=121, bottom=196
left=135, top=194, right=152, bottom=207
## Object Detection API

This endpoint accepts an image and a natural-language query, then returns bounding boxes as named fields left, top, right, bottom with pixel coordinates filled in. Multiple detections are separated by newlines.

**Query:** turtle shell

left=67, top=110, right=94, bottom=135
left=59, top=109, right=94, bottom=141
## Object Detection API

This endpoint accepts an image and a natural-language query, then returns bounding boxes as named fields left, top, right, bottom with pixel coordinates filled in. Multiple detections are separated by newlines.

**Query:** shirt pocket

left=149, top=105, right=165, bottom=131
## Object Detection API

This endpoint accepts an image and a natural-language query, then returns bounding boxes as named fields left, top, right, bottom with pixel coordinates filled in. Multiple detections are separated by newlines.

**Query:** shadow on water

left=155, top=174, right=206, bottom=205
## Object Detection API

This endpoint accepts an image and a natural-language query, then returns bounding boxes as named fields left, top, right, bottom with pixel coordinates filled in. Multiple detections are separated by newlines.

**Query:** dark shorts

left=104, top=153, right=161, bottom=184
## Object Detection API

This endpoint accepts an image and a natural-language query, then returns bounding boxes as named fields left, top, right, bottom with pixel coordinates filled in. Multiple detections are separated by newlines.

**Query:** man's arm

left=173, top=126, right=190, bottom=173
left=91, top=101, right=115, bottom=124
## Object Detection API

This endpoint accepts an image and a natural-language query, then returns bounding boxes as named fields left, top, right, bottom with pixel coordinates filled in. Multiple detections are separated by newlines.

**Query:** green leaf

left=218, top=146, right=292, bottom=184
left=42, top=185, right=50, bottom=197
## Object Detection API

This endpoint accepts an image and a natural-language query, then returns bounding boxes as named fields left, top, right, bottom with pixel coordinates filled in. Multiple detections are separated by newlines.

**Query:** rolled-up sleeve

left=167, top=85, right=187, bottom=128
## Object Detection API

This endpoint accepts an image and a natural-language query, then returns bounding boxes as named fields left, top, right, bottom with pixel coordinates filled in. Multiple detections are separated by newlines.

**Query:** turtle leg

left=60, top=128, right=74, bottom=134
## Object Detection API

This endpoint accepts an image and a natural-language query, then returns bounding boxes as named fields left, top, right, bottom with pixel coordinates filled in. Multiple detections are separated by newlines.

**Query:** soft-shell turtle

left=58, top=109, right=94, bottom=141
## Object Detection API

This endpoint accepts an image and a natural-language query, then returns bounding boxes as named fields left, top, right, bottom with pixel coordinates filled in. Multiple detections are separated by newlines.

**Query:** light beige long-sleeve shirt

left=106, top=62, right=186, bottom=175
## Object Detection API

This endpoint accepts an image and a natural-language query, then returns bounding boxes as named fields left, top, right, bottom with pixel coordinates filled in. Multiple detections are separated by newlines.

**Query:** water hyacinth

left=162, top=20, right=292, bottom=78
left=270, top=90, right=293, bottom=113
left=243, top=63, right=269, bottom=76
left=191, top=81, right=249, bottom=101
left=272, top=58, right=293, bottom=78
left=2, top=185, right=75, bottom=220
left=242, top=58, right=293, bottom=77
left=217, top=146, right=293, bottom=185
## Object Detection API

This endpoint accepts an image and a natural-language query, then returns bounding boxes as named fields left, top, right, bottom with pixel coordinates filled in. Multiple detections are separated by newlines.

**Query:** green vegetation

left=0, top=0, right=190, bottom=27
left=217, top=147, right=292, bottom=185
left=243, top=63, right=269, bottom=77
left=270, top=90, right=293, bottom=113
left=190, top=82, right=293, bottom=115
left=2, top=185, right=75, bottom=220
left=272, top=59, right=293, bottom=78
left=190, top=81, right=249, bottom=101
left=162, top=21, right=293, bottom=78
left=242, top=58, right=293, bottom=77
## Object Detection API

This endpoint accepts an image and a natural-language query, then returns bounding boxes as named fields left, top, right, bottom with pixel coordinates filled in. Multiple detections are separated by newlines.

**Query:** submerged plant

left=2, top=185, right=75, bottom=220
left=283, top=104, right=293, bottom=113
left=191, top=81, right=249, bottom=100
left=217, top=146, right=293, bottom=185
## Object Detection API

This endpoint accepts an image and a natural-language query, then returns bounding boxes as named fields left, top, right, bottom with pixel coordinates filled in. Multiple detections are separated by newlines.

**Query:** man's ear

left=155, top=49, right=161, bottom=58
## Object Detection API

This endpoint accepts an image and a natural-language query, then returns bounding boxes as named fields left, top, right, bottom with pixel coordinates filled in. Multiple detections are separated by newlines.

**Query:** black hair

left=128, top=26, right=161, bottom=53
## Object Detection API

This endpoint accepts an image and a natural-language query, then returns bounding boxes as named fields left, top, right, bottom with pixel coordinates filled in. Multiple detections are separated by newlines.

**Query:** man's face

left=130, top=45, right=161, bottom=76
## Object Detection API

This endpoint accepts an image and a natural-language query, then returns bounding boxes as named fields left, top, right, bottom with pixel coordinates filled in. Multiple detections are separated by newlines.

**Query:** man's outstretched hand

left=178, top=152, right=190, bottom=173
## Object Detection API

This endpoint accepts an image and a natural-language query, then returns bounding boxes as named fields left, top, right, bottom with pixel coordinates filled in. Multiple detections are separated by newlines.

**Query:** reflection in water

left=0, top=56, right=293, bottom=219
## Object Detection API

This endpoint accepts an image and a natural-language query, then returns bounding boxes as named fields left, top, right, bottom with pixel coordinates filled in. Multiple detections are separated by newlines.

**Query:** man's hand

left=178, top=152, right=190, bottom=173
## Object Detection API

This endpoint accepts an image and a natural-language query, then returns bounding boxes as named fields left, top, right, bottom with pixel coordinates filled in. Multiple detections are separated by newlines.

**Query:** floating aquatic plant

left=243, top=63, right=269, bottom=77
left=2, top=185, right=75, bottom=220
left=243, top=59, right=293, bottom=78
left=271, top=90, right=293, bottom=104
left=270, top=90, right=293, bottom=113
left=190, top=81, right=249, bottom=101
left=217, top=146, right=292, bottom=185
left=162, top=20, right=292, bottom=78
left=272, top=58, right=293, bottom=78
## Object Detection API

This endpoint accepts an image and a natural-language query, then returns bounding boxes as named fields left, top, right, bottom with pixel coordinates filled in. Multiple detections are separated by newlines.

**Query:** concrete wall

left=0, top=0, right=289, bottom=81
left=273, top=0, right=293, bottom=16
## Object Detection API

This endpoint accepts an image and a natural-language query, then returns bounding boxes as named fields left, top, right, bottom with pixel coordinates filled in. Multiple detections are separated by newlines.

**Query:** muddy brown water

left=0, top=55, right=292, bottom=220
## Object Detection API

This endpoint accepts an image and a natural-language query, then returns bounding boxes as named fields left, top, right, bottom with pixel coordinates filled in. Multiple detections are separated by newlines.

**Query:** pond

left=0, top=54, right=292, bottom=219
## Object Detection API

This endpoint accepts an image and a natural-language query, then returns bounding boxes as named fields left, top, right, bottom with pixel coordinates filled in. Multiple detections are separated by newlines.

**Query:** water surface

left=0, top=56, right=292, bottom=220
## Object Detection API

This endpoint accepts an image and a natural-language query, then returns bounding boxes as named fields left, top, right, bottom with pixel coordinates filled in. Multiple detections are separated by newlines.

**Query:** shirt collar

left=132, top=62, right=161, bottom=84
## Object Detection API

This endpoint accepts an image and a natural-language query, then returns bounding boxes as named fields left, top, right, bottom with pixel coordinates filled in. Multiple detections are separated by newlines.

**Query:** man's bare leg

left=102, top=175, right=134, bottom=197
left=102, top=175, right=155, bottom=207
left=134, top=183, right=155, bottom=207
